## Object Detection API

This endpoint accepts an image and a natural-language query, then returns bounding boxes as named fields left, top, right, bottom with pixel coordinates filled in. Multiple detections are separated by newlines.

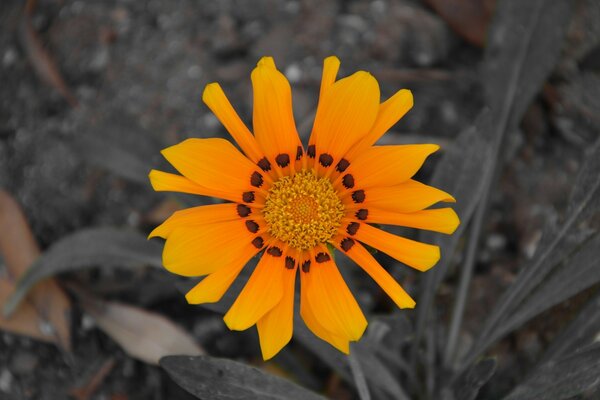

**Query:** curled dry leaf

left=19, top=0, right=78, bottom=107
left=75, top=289, right=203, bottom=365
left=425, top=0, right=496, bottom=47
left=0, top=190, right=71, bottom=350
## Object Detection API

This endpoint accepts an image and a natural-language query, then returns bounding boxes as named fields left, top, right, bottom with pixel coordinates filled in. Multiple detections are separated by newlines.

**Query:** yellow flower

left=149, top=56, right=459, bottom=360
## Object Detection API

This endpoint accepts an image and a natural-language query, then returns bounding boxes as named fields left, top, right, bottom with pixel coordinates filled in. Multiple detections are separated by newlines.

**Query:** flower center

left=263, top=170, right=344, bottom=250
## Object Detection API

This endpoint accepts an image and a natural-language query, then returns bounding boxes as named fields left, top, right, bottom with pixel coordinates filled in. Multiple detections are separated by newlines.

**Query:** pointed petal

left=251, top=58, right=301, bottom=163
left=161, top=138, right=268, bottom=203
left=257, top=264, right=297, bottom=360
left=366, top=208, right=460, bottom=234
left=354, top=223, right=440, bottom=271
left=340, top=144, right=439, bottom=190
left=163, top=220, right=258, bottom=276
left=300, top=267, right=349, bottom=353
left=224, top=253, right=285, bottom=331
left=355, top=179, right=455, bottom=213
left=311, top=72, right=380, bottom=161
left=309, top=56, right=341, bottom=146
left=149, top=203, right=239, bottom=239
left=202, top=83, right=264, bottom=162
left=149, top=170, right=231, bottom=199
left=346, top=89, right=413, bottom=159
left=334, top=239, right=415, bottom=309
left=304, top=250, right=367, bottom=341
left=185, top=243, right=258, bottom=304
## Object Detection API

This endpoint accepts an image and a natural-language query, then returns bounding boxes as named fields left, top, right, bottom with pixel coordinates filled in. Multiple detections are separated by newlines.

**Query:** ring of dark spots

left=285, top=256, right=295, bottom=269
left=257, top=157, right=271, bottom=172
left=245, top=220, right=259, bottom=233
left=346, top=222, right=360, bottom=235
left=236, top=204, right=252, bottom=217
left=307, top=144, right=316, bottom=158
left=250, top=171, right=264, bottom=188
left=352, top=190, right=366, bottom=203
left=252, top=236, right=264, bottom=249
left=301, top=260, right=311, bottom=272
left=336, top=158, right=350, bottom=172
left=296, top=146, right=303, bottom=161
left=355, top=209, right=368, bottom=220
left=275, top=153, right=290, bottom=168
left=242, top=191, right=255, bottom=203
left=319, top=153, right=333, bottom=167
left=342, top=174, right=355, bottom=189
left=315, top=252, right=331, bottom=263
left=267, top=246, right=283, bottom=257
left=340, top=238, right=355, bottom=252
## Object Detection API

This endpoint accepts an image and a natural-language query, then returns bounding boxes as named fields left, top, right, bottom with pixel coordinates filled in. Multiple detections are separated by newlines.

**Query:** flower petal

left=334, top=239, right=415, bottom=309
left=354, top=223, right=440, bottom=271
left=161, top=138, right=268, bottom=203
left=304, top=250, right=367, bottom=341
left=149, top=170, right=232, bottom=199
left=340, top=144, right=439, bottom=189
left=185, top=243, right=258, bottom=304
left=300, top=267, right=349, bottom=354
left=224, top=253, right=285, bottom=331
left=346, top=89, right=413, bottom=159
left=310, top=56, right=341, bottom=147
left=149, top=203, right=238, bottom=239
left=366, top=208, right=460, bottom=234
left=349, top=179, right=454, bottom=213
left=251, top=57, right=301, bottom=164
left=202, top=83, right=264, bottom=163
left=163, top=220, right=257, bottom=277
left=311, top=71, right=380, bottom=161
left=256, top=263, right=297, bottom=360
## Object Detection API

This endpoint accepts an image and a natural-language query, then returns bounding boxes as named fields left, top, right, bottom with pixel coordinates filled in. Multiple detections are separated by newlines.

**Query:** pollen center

left=263, top=170, right=344, bottom=250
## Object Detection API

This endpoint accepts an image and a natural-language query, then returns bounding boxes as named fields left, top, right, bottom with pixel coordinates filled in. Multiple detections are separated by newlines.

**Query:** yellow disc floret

left=263, top=170, right=344, bottom=250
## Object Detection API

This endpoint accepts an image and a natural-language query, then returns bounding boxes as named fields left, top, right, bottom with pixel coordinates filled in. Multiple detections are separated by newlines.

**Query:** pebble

left=0, top=369, right=13, bottom=393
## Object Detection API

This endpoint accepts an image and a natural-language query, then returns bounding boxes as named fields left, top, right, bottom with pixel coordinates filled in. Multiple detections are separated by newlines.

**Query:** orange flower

left=149, top=56, right=459, bottom=360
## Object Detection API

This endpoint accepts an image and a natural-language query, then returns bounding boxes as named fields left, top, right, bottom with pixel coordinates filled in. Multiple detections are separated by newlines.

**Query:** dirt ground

left=1, top=0, right=599, bottom=399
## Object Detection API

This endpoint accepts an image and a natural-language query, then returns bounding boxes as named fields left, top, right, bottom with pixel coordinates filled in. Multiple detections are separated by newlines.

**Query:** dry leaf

left=425, top=0, right=495, bottom=47
left=19, top=0, right=78, bottom=107
left=78, top=292, right=203, bottom=365
left=0, top=190, right=72, bottom=350
left=0, top=279, right=55, bottom=344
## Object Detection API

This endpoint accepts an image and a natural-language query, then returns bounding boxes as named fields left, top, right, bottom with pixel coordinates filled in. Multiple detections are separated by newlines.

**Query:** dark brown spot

left=315, top=252, right=331, bottom=263
left=267, top=246, right=283, bottom=257
left=257, top=157, right=271, bottom=172
left=242, top=191, right=255, bottom=203
left=340, top=238, right=355, bottom=252
left=250, top=171, right=264, bottom=188
left=252, top=236, right=264, bottom=249
left=336, top=158, right=350, bottom=172
left=346, top=222, right=360, bottom=235
left=342, top=174, right=355, bottom=189
left=319, top=153, right=333, bottom=167
left=301, top=260, right=311, bottom=272
left=245, top=220, right=259, bottom=233
left=275, top=153, right=290, bottom=168
left=352, top=190, right=366, bottom=203
left=285, top=256, right=295, bottom=269
left=355, top=209, right=368, bottom=220
left=307, top=144, right=316, bottom=158
left=296, top=146, right=303, bottom=161
left=236, top=204, right=252, bottom=217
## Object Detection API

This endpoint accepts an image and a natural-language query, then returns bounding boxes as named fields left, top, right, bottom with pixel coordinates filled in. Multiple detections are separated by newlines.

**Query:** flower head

left=149, top=56, right=459, bottom=360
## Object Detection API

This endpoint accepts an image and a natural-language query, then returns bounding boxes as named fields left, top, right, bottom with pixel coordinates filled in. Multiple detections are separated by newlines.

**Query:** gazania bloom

left=149, top=56, right=459, bottom=360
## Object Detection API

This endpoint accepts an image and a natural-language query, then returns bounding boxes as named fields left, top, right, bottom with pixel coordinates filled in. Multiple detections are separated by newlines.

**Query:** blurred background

left=1, top=0, right=600, bottom=399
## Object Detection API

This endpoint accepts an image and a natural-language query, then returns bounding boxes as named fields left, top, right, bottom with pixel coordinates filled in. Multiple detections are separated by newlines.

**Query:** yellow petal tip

left=257, top=56, right=276, bottom=69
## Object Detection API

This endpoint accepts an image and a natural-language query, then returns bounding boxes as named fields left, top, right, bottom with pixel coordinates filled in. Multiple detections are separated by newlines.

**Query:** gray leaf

left=4, top=228, right=162, bottom=316
left=160, top=355, right=326, bottom=400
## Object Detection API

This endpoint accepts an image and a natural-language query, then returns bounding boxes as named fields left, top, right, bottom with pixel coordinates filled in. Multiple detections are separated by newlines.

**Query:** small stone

left=284, top=64, right=302, bottom=83
left=0, top=369, right=13, bottom=393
